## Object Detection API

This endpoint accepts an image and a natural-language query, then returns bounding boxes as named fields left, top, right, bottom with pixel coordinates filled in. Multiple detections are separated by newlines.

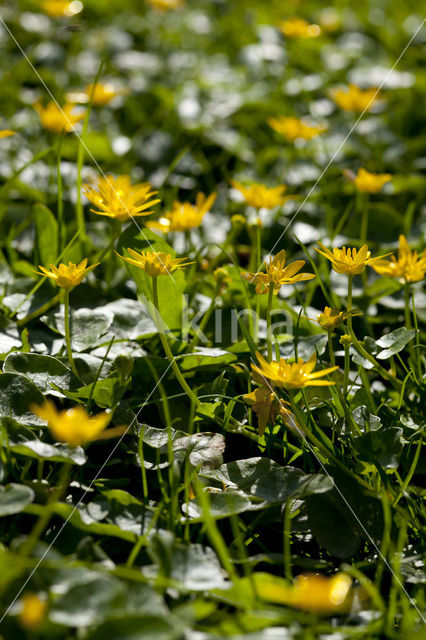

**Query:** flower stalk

left=64, top=288, right=79, bottom=378
left=152, top=276, right=200, bottom=407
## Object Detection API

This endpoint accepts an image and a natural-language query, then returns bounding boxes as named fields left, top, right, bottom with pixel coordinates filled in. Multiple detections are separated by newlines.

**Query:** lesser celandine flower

left=83, top=175, right=160, bottom=222
left=231, top=180, right=290, bottom=209
left=35, top=259, right=98, bottom=288
left=252, top=352, right=338, bottom=390
left=315, top=242, right=390, bottom=276
left=242, top=250, right=315, bottom=294
left=32, top=401, right=111, bottom=446
left=331, top=84, right=379, bottom=112
left=347, top=168, right=392, bottom=193
left=34, top=101, right=85, bottom=133
left=0, top=118, right=15, bottom=138
left=244, top=386, right=299, bottom=436
left=19, top=593, right=47, bottom=631
left=279, top=17, right=321, bottom=38
left=268, top=116, right=326, bottom=142
left=314, top=306, right=361, bottom=331
left=40, top=0, right=82, bottom=17
left=85, top=83, right=126, bottom=106
left=117, top=248, right=192, bottom=277
left=372, top=235, right=426, bottom=283
left=148, top=192, right=216, bottom=233
left=256, top=573, right=352, bottom=614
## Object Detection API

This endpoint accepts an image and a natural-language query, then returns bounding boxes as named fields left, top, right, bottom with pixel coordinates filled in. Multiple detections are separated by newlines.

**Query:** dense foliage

left=0, top=0, right=425, bottom=638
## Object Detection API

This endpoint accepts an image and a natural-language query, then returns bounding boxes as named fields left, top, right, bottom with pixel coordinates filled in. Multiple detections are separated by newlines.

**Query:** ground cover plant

left=0, top=0, right=425, bottom=638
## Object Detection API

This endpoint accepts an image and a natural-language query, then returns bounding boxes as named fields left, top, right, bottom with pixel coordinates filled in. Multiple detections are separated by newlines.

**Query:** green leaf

left=353, top=427, right=404, bottom=469
left=184, top=489, right=252, bottom=521
left=50, top=574, right=126, bottom=627
left=0, top=483, right=34, bottom=516
left=34, top=202, right=58, bottom=267
left=161, top=432, right=226, bottom=469
left=0, top=373, right=45, bottom=426
left=117, top=227, right=186, bottom=330
left=3, top=352, right=80, bottom=393
left=0, top=316, right=22, bottom=359
left=4, top=418, right=87, bottom=465
left=85, top=615, right=183, bottom=640
left=178, top=347, right=237, bottom=371
left=202, top=458, right=333, bottom=505
left=42, top=307, right=114, bottom=352
left=375, top=327, right=416, bottom=359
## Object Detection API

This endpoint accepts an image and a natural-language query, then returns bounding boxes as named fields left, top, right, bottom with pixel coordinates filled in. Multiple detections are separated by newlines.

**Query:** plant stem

left=266, top=284, right=274, bottom=362
left=56, top=131, right=65, bottom=252
left=404, top=283, right=411, bottom=329
left=64, top=288, right=79, bottom=378
left=411, top=289, right=422, bottom=378
left=347, top=275, right=401, bottom=390
left=188, top=285, right=219, bottom=351
left=16, top=292, right=62, bottom=327
left=20, top=463, right=71, bottom=558
left=152, top=276, right=200, bottom=407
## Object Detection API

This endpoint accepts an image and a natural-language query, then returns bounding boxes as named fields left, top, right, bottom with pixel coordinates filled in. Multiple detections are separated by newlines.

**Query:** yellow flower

left=351, top=168, right=392, bottom=193
left=117, top=248, right=193, bottom=277
left=279, top=17, right=321, bottom=38
left=241, top=250, right=315, bottom=295
left=34, top=101, right=85, bottom=133
left=0, top=118, right=15, bottom=138
left=31, top=401, right=111, bottom=446
left=147, top=192, right=216, bottom=233
left=231, top=180, right=291, bottom=209
left=19, top=593, right=47, bottom=631
left=256, top=572, right=352, bottom=614
left=147, top=0, right=184, bottom=9
left=85, top=83, right=126, bottom=106
left=268, top=116, right=326, bottom=142
left=40, top=0, right=82, bottom=17
left=313, top=306, right=361, bottom=331
left=315, top=242, right=390, bottom=276
left=331, top=84, right=379, bottom=112
left=244, top=386, right=298, bottom=436
left=372, top=235, right=426, bottom=283
left=83, top=175, right=160, bottom=222
left=252, top=352, right=338, bottom=390
left=35, top=259, right=99, bottom=288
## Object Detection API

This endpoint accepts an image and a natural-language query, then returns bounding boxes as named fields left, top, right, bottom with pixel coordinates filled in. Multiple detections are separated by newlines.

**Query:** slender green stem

left=64, top=288, right=79, bottom=378
left=343, top=343, right=350, bottom=397
left=20, top=463, right=71, bottom=558
left=375, top=489, right=392, bottom=589
left=283, top=499, right=293, bottom=581
left=411, top=289, right=422, bottom=378
left=193, top=476, right=238, bottom=582
left=137, top=424, right=149, bottom=503
left=266, top=284, right=274, bottom=362
left=393, top=437, right=422, bottom=507
left=16, top=292, right=62, bottom=327
left=188, top=285, right=219, bottom=350
left=347, top=275, right=401, bottom=390
left=152, top=276, right=200, bottom=407
left=94, top=220, right=121, bottom=264
left=404, top=283, right=411, bottom=329
left=56, top=130, right=64, bottom=252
